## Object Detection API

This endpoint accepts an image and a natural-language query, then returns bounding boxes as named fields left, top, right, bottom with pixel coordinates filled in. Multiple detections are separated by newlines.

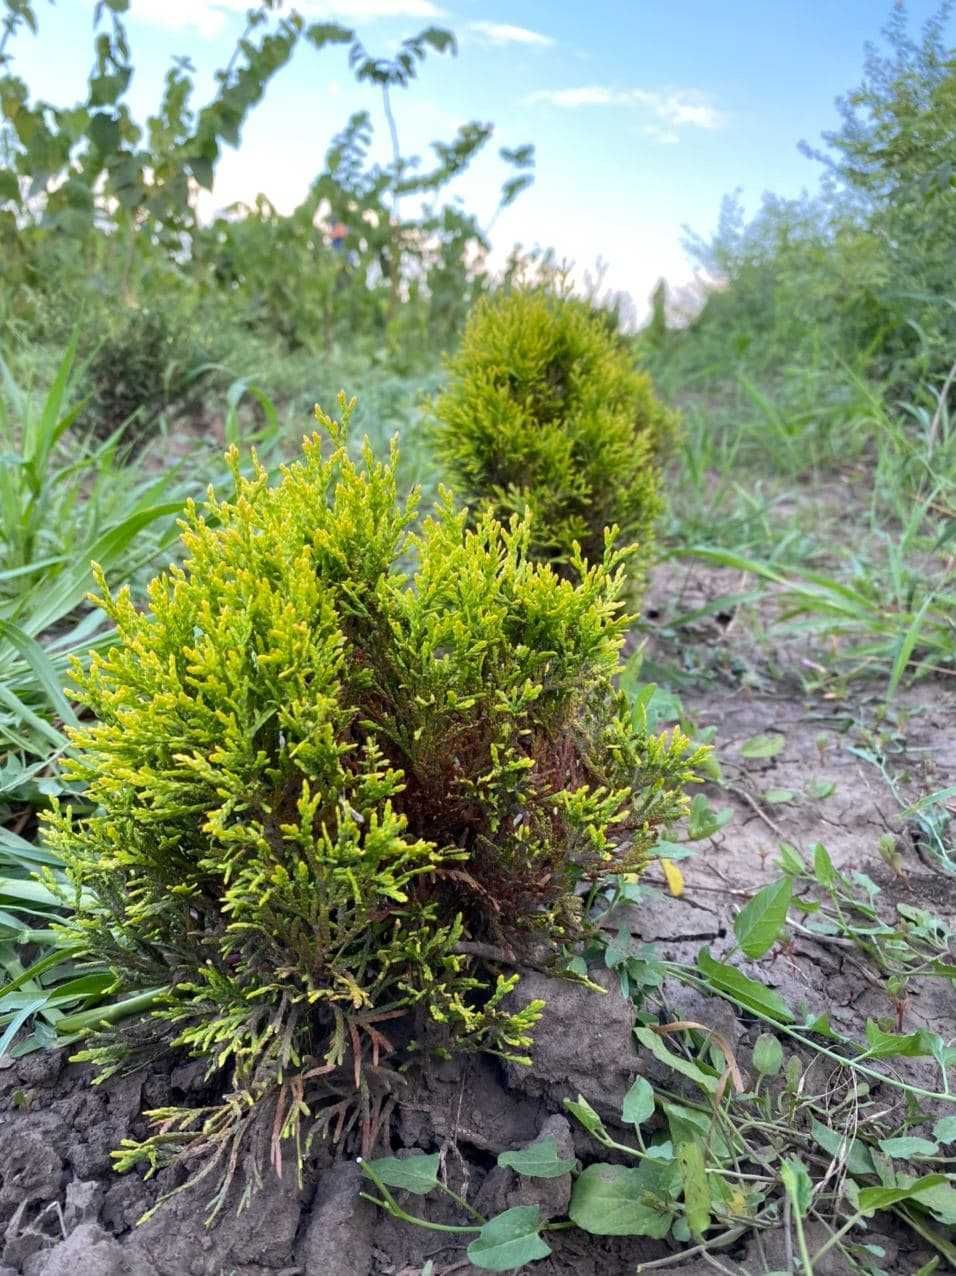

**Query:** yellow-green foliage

left=45, top=398, right=699, bottom=1182
left=432, top=290, right=677, bottom=587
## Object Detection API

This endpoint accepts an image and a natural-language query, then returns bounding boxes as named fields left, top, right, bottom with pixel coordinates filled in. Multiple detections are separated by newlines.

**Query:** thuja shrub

left=45, top=398, right=700, bottom=1203
left=432, top=290, right=677, bottom=589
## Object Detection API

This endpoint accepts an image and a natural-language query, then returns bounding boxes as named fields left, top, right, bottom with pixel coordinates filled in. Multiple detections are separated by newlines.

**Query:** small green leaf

left=604, top=924, right=632, bottom=969
left=563, top=1095, right=609, bottom=1141
left=869, top=1147, right=898, bottom=1188
left=878, top=1137, right=939, bottom=1160
left=863, top=1021, right=936, bottom=1060
left=663, top=1101, right=730, bottom=1160
left=812, top=842, right=840, bottom=888
left=776, top=843, right=806, bottom=875
left=804, top=1013, right=837, bottom=1038
left=634, top=1026, right=717, bottom=1094
left=676, top=1139, right=710, bottom=1238
left=361, top=1152, right=439, bottom=1195
left=498, top=1137, right=576, bottom=1179
left=933, top=1115, right=956, bottom=1145
left=621, top=1075, right=655, bottom=1127
left=696, top=950, right=794, bottom=1023
left=752, top=1033, right=784, bottom=1077
left=740, top=733, right=785, bottom=759
left=686, top=794, right=733, bottom=840
left=912, top=1179, right=956, bottom=1226
left=856, top=1175, right=946, bottom=1216
left=780, top=1157, right=812, bottom=1217
left=466, top=1206, right=551, bottom=1271
left=763, top=788, right=795, bottom=804
left=734, top=878, right=792, bottom=958
left=806, top=778, right=836, bottom=799
left=654, top=838, right=698, bottom=862
left=810, top=1120, right=875, bottom=1177
left=568, top=1162, right=678, bottom=1237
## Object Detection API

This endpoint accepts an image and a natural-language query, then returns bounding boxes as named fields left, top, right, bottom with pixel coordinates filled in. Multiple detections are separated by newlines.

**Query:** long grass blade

left=0, top=997, right=47, bottom=1055
left=887, top=595, right=933, bottom=698
left=0, top=618, right=79, bottom=727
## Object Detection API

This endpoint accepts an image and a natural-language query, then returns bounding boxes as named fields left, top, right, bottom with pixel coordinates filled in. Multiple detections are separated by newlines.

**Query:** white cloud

left=638, top=92, right=718, bottom=129
left=529, top=86, right=613, bottom=108
left=130, top=0, right=242, bottom=37
left=467, top=21, right=554, bottom=48
left=527, top=85, right=723, bottom=139
left=311, top=0, right=446, bottom=16
left=130, top=0, right=446, bottom=38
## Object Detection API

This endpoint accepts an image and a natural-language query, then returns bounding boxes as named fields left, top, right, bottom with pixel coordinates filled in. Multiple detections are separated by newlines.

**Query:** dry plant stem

left=633, top=1225, right=749, bottom=1272
left=788, top=921, right=856, bottom=951
left=724, top=782, right=787, bottom=839
left=808, top=1208, right=859, bottom=1268
left=783, top=1198, right=795, bottom=1273
left=788, top=920, right=891, bottom=992
left=702, top=1256, right=744, bottom=1276
left=683, top=875, right=757, bottom=899
left=670, top=967, right=953, bottom=1101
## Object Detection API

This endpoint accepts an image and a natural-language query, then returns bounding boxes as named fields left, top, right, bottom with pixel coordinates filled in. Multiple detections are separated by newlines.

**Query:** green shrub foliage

left=45, top=399, right=699, bottom=1195
left=432, top=291, right=677, bottom=585
left=85, top=307, right=209, bottom=445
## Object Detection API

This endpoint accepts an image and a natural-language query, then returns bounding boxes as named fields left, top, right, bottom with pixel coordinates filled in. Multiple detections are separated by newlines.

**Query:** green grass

left=654, top=353, right=956, bottom=694
left=0, top=342, right=193, bottom=799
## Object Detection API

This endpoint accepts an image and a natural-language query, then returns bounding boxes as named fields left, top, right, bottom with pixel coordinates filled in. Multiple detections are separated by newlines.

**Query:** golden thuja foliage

left=46, top=396, right=701, bottom=1208
left=432, top=290, right=677, bottom=593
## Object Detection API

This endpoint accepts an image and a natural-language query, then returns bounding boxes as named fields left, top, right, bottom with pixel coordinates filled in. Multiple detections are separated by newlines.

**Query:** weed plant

left=364, top=851, right=956, bottom=1273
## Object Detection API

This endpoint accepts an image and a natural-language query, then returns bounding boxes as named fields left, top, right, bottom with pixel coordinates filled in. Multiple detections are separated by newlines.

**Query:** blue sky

left=9, top=1, right=951, bottom=316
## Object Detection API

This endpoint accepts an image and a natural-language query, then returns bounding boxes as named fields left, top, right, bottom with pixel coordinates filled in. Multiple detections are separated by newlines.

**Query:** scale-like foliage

left=45, top=398, right=699, bottom=1203
left=432, top=291, right=677, bottom=589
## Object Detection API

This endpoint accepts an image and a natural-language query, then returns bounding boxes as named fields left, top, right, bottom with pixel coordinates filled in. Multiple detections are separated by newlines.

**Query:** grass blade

left=887, top=595, right=933, bottom=698
left=0, top=618, right=79, bottom=727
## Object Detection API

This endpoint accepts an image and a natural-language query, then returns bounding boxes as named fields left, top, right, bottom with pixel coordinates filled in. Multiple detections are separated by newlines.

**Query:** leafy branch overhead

left=0, top=3, right=533, bottom=250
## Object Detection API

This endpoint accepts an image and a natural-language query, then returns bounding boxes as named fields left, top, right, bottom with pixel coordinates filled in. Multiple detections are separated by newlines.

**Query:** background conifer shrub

left=84, top=307, right=212, bottom=447
left=432, top=290, right=677, bottom=587
left=44, top=399, right=699, bottom=1192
